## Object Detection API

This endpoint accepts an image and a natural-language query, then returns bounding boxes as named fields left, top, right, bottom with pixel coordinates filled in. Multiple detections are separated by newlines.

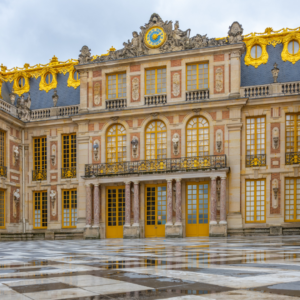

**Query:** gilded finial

left=0, top=64, right=7, bottom=72
left=264, top=27, right=273, bottom=34
left=24, top=63, right=30, bottom=69
left=49, top=55, right=59, bottom=65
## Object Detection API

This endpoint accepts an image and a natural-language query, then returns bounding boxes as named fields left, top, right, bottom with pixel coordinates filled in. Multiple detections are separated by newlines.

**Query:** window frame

left=62, top=133, right=76, bottom=169
left=250, top=45, right=262, bottom=59
left=0, top=189, right=5, bottom=229
left=145, top=67, right=167, bottom=95
left=106, top=124, right=127, bottom=163
left=33, top=136, right=47, bottom=171
left=285, top=178, right=300, bottom=222
left=33, top=190, right=48, bottom=229
left=186, top=62, right=209, bottom=91
left=106, top=72, right=126, bottom=100
left=288, top=40, right=300, bottom=55
left=62, top=189, right=77, bottom=229
left=285, top=114, right=300, bottom=153
left=246, top=116, right=266, bottom=156
left=245, top=179, right=266, bottom=223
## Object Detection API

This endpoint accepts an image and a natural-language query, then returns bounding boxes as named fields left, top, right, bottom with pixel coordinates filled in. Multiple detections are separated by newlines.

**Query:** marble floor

left=1, top=237, right=300, bottom=299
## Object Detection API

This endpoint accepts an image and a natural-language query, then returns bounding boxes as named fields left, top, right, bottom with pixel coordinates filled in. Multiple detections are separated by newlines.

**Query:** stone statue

left=228, top=22, right=243, bottom=44
left=16, top=93, right=31, bottom=121
left=14, top=189, right=20, bottom=203
left=271, top=63, right=280, bottom=83
left=131, top=136, right=138, bottom=159
left=13, top=145, right=19, bottom=166
left=78, top=46, right=92, bottom=64
left=50, top=190, right=56, bottom=213
left=172, top=133, right=180, bottom=156
left=173, top=21, right=191, bottom=47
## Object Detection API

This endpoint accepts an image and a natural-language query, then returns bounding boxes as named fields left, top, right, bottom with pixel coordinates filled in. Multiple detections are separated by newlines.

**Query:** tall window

left=285, top=178, right=300, bottom=222
left=106, top=124, right=126, bottom=163
left=0, top=190, right=5, bottom=228
left=145, top=68, right=166, bottom=95
left=107, top=73, right=126, bottom=99
left=246, top=117, right=266, bottom=155
left=34, top=191, right=47, bottom=229
left=34, top=137, right=47, bottom=170
left=286, top=114, right=300, bottom=152
left=245, top=179, right=266, bottom=223
left=62, top=189, right=77, bottom=228
left=186, top=63, right=208, bottom=91
left=62, top=134, right=76, bottom=169
left=145, top=120, right=167, bottom=160
left=0, top=130, right=5, bottom=167
left=186, top=117, right=209, bottom=157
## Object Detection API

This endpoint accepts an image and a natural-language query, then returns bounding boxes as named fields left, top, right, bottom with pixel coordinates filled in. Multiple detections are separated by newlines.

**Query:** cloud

left=0, top=0, right=298, bottom=68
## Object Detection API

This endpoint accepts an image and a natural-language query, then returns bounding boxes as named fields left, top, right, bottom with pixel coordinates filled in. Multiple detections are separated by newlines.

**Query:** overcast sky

left=0, top=0, right=299, bottom=69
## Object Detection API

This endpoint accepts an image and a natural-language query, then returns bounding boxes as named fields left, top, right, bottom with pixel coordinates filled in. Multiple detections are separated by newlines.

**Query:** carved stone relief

left=13, top=188, right=20, bottom=218
left=214, top=66, right=224, bottom=93
left=51, top=144, right=56, bottom=166
left=93, top=82, right=101, bottom=106
left=172, top=72, right=180, bottom=97
left=16, top=93, right=31, bottom=121
left=172, top=133, right=180, bottom=156
left=131, top=77, right=140, bottom=101
left=272, top=179, right=279, bottom=209
left=50, top=190, right=56, bottom=216
left=93, top=140, right=100, bottom=162
left=272, top=127, right=279, bottom=150
left=78, top=46, right=92, bottom=64
left=13, top=145, right=19, bottom=166
left=215, top=129, right=223, bottom=153
left=131, top=136, right=138, bottom=159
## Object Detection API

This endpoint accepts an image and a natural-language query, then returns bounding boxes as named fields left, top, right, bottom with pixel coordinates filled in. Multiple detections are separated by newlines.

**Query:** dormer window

left=18, top=77, right=25, bottom=88
left=250, top=45, right=262, bottom=59
left=288, top=41, right=299, bottom=55
left=73, top=71, right=80, bottom=80
left=45, top=73, right=53, bottom=85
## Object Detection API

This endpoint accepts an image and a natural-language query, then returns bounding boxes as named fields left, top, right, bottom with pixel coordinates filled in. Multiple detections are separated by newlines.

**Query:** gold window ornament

left=186, top=117, right=209, bottom=157
left=245, top=179, right=266, bottom=223
left=62, top=189, right=77, bottom=228
left=244, top=38, right=268, bottom=68
left=285, top=178, right=300, bottom=222
left=67, top=66, right=80, bottom=89
left=34, top=191, right=47, bottom=229
left=107, top=73, right=126, bottom=99
left=39, top=68, right=58, bottom=93
left=145, top=68, right=166, bottom=95
left=106, top=124, right=126, bottom=163
left=282, top=33, right=300, bottom=64
left=186, top=63, right=208, bottom=91
left=12, top=72, right=30, bottom=96
left=145, top=120, right=167, bottom=160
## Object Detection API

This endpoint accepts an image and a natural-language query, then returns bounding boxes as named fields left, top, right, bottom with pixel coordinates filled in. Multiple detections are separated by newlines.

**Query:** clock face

left=144, top=26, right=166, bottom=49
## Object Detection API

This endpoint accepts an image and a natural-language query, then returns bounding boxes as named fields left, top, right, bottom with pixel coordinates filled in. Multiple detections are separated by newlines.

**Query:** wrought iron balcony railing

left=32, top=169, right=47, bottom=181
left=286, top=152, right=300, bottom=165
left=85, top=155, right=227, bottom=177
left=62, top=167, right=77, bottom=179
left=246, top=154, right=266, bottom=168
left=0, top=165, right=7, bottom=178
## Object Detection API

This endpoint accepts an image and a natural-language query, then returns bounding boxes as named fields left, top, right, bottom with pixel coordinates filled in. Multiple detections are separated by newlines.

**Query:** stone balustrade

left=144, top=94, right=167, bottom=105
left=30, top=105, right=79, bottom=120
left=105, top=99, right=127, bottom=110
left=186, top=89, right=209, bottom=101
left=0, top=99, right=17, bottom=117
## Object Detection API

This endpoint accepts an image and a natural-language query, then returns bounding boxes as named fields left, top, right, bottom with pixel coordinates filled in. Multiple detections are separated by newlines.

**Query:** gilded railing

left=85, top=155, right=227, bottom=177
left=246, top=154, right=266, bottom=167
left=32, top=169, right=47, bottom=181
left=61, top=167, right=76, bottom=179
left=0, top=165, right=7, bottom=178
left=286, top=152, right=300, bottom=165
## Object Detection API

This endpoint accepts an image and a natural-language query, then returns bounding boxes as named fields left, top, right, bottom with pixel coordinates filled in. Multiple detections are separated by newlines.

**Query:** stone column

left=167, top=180, right=173, bottom=225
left=220, top=177, right=227, bottom=224
left=210, top=177, right=217, bottom=225
left=125, top=182, right=131, bottom=226
left=133, top=181, right=139, bottom=226
left=93, top=184, right=100, bottom=227
left=175, top=179, right=182, bottom=225
left=230, top=50, right=242, bottom=98
left=79, top=72, right=88, bottom=113
left=85, top=184, right=92, bottom=227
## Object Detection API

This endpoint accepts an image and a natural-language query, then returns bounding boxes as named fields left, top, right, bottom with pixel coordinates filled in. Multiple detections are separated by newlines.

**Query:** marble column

left=85, top=184, right=92, bottom=227
left=133, top=181, right=139, bottom=226
left=93, top=184, right=100, bottom=227
left=167, top=179, right=173, bottom=225
left=210, top=177, right=217, bottom=225
left=220, top=177, right=227, bottom=224
left=175, top=179, right=182, bottom=225
left=125, top=182, right=131, bottom=226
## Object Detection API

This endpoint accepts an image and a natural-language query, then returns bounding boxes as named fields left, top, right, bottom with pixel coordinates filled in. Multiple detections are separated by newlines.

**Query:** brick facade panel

left=270, top=173, right=281, bottom=214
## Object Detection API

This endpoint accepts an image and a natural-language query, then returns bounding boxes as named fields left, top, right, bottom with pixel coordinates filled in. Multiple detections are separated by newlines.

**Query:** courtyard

left=0, top=237, right=300, bottom=299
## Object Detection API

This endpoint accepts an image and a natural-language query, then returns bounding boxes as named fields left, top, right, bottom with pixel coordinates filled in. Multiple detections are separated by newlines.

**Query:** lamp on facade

left=52, top=90, right=59, bottom=107
left=271, top=63, right=280, bottom=83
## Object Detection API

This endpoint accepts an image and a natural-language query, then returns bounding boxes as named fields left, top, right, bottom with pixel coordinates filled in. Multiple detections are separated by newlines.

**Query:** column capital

left=94, top=183, right=100, bottom=187
left=85, top=183, right=92, bottom=187
left=133, top=181, right=139, bottom=185
left=221, top=176, right=227, bottom=180
left=210, top=176, right=217, bottom=180
left=167, top=179, right=173, bottom=183
left=176, top=178, right=182, bottom=182
left=124, top=181, right=131, bottom=185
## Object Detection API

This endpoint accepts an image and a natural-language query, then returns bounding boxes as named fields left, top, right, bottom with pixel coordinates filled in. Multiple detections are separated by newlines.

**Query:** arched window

left=106, top=124, right=126, bottom=163
left=145, top=120, right=167, bottom=160
left=186, top=116, right=209, bottom=157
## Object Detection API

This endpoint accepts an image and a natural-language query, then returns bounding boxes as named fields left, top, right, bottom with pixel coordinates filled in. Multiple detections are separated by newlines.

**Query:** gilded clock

left=144, top=26, right=166, bottom=49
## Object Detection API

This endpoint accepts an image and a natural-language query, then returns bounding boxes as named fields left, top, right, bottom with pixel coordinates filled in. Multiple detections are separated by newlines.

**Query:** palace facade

left=0, top=14, right=300, bottom=240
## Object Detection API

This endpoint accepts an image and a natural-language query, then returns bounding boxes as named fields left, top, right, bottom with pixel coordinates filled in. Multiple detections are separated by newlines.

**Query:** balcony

left=144, top=94, right=167, bottom=106
left=32, top=169, right=47, bottom=181
left=246, top=154, right=266, bottom=168
left=286, top=152, right=300, bottom=165
left=85, top=155, right=227, bottom=177
left=186, top=89, right=209, bottom=101
left=0, top=165, right=7, bottom=178
left=61, top=167, right=76, bottom=179
left=105, top=98, right=127, bottom=110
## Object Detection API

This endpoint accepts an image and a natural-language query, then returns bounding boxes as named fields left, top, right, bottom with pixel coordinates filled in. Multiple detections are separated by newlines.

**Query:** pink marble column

left=133, top=181, right=139, bottom=226
left=220, top=177, right=227, bottom=224
left=85, top=184, right=92, bottom=227
left=125, top=182, right=131, bottom=226
left=175, top=178, right=182, bottom=225
left=167, top=179, right=173, bottom=225
left=93, top=184, right=100, bottom=227
left=210, top=177, right=217, bottom=224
